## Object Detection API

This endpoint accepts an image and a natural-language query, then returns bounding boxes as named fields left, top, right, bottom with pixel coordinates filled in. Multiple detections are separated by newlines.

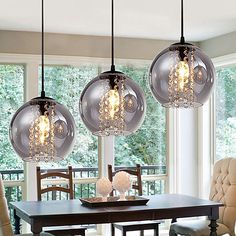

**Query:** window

left=0, top=58, right=168, bottom=204
left=39, top=65, right=101, bottom=199
left=115, top=65, right=167, bottom=194
left=0, top=64, right=24, bottom=171
left=39, top=65, right=99, bottom=170
left=0, top=64, right=24, bottom=208
left=215, top=66, right=236, bottom=160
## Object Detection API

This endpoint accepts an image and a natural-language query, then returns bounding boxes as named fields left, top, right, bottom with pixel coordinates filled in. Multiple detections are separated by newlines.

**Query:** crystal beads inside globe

left=79, top=71, right=146, bottom=136
left=9, top=97, right=76, bottom=162
left=149, top=43, right=215, bottom=108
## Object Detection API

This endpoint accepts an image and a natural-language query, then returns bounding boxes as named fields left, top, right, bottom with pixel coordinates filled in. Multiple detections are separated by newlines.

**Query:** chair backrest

left=108, top=164, right=142, bottom=196
left=36, top=166, right=74, bottom=201
left=0, top=175, right=14, bottom=236
left=209, top=157, right=236, bottom=236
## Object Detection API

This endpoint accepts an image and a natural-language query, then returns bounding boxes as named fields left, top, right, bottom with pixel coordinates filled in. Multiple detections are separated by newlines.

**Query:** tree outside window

left=215, top=66, right=236, bottom=160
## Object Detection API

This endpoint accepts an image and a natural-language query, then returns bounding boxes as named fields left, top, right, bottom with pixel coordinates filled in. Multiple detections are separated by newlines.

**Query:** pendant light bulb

left=105, top=89, right=120, bottom=119
left=79, top=0, right=146, bottom=136
left=34, top=115, right=50, bottom=144
left=149, top=0, right=215, bottom=108
left=9, top=0, right=76, bottom=162
left=175, top=60, right=190, bottom=91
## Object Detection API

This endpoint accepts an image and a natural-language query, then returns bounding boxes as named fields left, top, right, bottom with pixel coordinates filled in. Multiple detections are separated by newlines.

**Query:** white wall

left=200, top=31, right=236, bottom=58
left=0, top=30, right=174, bottom=60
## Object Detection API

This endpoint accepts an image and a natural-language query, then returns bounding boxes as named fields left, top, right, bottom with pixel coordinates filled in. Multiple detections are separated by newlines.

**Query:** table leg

left=111, top=224, right=115, bottom=236
left=31, top=223, right=42, bottom=236
left=208, top=206, right=219, bottom=236
left=31, top=229, right=41, bottom=236
left=208, top=219, right=218, bottom=236
left=13, top=209, right=21, bottom=234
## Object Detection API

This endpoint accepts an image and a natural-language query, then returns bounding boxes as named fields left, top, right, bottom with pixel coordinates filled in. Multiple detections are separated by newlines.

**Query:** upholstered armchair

left=0, top=174, right=52, bottom=236
left=169, top=157, right=236, bottom=236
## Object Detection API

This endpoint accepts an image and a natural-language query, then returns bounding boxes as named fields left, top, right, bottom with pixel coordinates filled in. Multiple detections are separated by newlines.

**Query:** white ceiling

left=0, top=0, right=236, bottom=42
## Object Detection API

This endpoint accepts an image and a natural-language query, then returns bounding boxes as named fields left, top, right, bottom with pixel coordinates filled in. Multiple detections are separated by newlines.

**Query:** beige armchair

left=169, top=157, right=236, bottom=236
left=0, top=174, right=52, bottom=236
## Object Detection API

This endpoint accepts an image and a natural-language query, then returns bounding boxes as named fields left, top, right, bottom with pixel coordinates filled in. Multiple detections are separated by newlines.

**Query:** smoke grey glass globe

left=9, top=97, right=76, bottom=162
left=79, top=71, right=146, bottom=136
left=149, top=43, right=215, bottom=108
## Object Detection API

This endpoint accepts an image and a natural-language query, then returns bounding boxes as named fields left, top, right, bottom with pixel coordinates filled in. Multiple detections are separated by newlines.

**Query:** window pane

left=0, top=64, right=24, bottom=171
left=39, top=65, right=99, bottom=171
left=115, top=65, right=166, bottom=172
left=215, top=66, right=236, bottom=160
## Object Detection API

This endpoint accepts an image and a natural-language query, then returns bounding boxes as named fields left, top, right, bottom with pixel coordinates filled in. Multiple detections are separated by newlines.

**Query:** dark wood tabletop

left=10, top=194, right=223, bottom=236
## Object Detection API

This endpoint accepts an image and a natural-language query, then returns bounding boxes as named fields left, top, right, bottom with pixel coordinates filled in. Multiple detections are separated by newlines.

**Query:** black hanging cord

left=41, top=0, right=45, bottom=97
left=180, top=0, right=185, bottom=44
left=111, top=0, right=115, bottom=72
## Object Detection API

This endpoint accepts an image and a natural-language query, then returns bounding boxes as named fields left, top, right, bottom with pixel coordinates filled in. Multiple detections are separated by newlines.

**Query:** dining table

left=10, top=194, right=223, bottom=236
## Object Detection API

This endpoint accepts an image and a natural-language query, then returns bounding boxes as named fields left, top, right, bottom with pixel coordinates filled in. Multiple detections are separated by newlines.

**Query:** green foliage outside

left=2, top=63, right=236, bottom=200
left=216, top=67, right=236, bottom=160
left=115, top=65, right=166, bottom=170
left=40, top=66, right=99, bottom=169
left=0, top=65, right=24, bottom=171
left=0, top=63, right=167, bottom=203
left=0, top=64, right=166, bottom=172
left=42, top=65, right=166, bottom=170
left=3, top=64, right=235, bottom=172
left=0, top=65, right=24, bottom=218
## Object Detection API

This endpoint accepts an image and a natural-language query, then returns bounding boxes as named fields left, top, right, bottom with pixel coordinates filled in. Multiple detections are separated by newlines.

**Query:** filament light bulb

left=35, top=115, right=50, bottom=144
left=106, top=89, right=120, bottom=119
left=175, top=61, right=190, bottom=91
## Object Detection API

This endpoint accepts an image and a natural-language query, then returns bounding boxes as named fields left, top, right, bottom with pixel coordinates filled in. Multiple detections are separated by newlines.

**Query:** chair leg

left=80, top=230, right=85, bottom=236
left=111, top=224, right=115, bottom=236
left=140, top=229, right=144, bottom=236
left=122, top=229, right=126, bottom=236
left=154, top=224, right=159, bottom=236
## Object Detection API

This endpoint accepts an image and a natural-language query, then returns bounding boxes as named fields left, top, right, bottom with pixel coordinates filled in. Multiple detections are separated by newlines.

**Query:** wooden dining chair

left=36, top=166, right=87, bottom=236
left=0, top=174, right=53, bottom=236
left=108, top=164, right=161, bottom=236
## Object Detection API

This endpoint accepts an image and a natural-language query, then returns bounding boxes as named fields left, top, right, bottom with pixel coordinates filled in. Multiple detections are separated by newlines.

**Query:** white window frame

left=196, top=53, right=236, bottom=199
left=0, top=53, right=170, bottom=201
left=212, top=53, right=236, bottom=162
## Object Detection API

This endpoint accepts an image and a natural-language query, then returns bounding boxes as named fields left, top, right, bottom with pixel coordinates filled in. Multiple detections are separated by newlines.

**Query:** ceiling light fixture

left=149, top=0, right=215, bottom=108
left=9, top=0, right=76, bottom=162
left=79, top=0, right=146, bottom=136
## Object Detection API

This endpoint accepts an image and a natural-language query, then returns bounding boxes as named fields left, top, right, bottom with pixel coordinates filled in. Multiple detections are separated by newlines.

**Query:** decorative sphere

left=112, top=171, right=132, bottom=194
left=79, top=71, right=146, bottom=136
left=149, top=43, right=215, bottom=108
left=9, top=97, right=76, bottom=162
left=96, top=177, right=112, bottom=197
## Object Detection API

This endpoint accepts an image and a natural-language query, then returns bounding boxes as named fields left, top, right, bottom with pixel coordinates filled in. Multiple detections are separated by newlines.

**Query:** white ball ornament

left=112, top=171, right=132, bottom=201
left=96, top=177, right=112, bottom=201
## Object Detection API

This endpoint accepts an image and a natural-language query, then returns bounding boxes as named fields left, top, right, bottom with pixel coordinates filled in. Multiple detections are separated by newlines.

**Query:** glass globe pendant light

left=9, top=0, right=76, bottom=162
left=149, top=0, right=215, bottom=108
left=79, top=0, right=146, bottom=136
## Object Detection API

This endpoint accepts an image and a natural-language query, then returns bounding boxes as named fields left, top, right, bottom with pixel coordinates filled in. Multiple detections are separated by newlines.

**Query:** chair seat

left=114, top=220, right=161, bottom=231
left=43, top=225, right=86, bottom=235
left=170, top=219, right=231, bottom=236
